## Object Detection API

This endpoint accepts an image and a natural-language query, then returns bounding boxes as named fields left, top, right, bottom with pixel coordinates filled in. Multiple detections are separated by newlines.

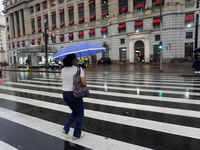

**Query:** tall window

left=134, top=0, right=145, bottom=11
left=185, top=13, right=194, bottom=27
left=36, top=3, right=40, bottom=11
left=37, top=16, right=42, bottom=33
left=118, top=23, right=126, bottom=34
left=134, top=20, right=143, bottom=32
left=101, top=27, right=108, bottom=37
left=31, top=18, right=35, bottom=34
left=152, top=0, right=164, bottom=7
left=153, top=17, right=160, bottom=29
left=78, top=3, right=84, bottom=24
left=16, top=12, right=20, bottom=37
left=78, top=31, right=84, bottom=40
left=51, top=0, right=55, bottom=6
left=69, top=6, right=74, bottom=26
left=89, top=0, right=96, bottom=22
left=89, top=29, right=95, bottom=39
left=185, top=43, right=193, bottom=58
left=68, top=33, right=74, bottom=41
left=102, top=0, right=108, bottom=19
left=119, top=0, right=128, bottom=14
left=30, top=6, right=34, bottom=13
left=59, top=34, right=64, bottom=42
left=52, top=12, right=56, bottom=29
left=119, top=47, right=127, bottom=60
left=21, top=10, right=25, bottom=36
left=43, top=1, right=47, bottom=9
left=60, top=9, right=65, bottom=28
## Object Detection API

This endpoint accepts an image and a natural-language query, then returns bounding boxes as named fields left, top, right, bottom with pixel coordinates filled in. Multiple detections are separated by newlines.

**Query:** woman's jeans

left=63, top=91, right=84, bottom=138
left=194, top=60, right=199, bottom=72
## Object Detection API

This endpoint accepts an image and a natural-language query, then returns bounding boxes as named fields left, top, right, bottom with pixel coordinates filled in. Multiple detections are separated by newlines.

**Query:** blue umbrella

left=53, top=42, right=106, bottom=60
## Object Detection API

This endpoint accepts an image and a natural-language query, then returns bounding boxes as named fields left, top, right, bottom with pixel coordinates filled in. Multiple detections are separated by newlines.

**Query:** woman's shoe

left=62, top=130, right=68, bottom=135
left=72, top=133, right=85, bottom=140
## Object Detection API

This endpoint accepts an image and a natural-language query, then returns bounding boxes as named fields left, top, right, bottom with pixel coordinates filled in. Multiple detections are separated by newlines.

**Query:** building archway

left=135, top=41, right=144, bottom=62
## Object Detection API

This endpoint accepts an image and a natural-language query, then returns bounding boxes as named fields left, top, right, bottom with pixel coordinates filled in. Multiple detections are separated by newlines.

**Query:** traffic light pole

left=159, top=0, right=163, bottom=72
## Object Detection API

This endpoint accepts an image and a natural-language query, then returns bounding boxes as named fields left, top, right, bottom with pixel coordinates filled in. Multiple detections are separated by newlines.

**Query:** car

left=98, top=57, right=111, bottom=65
left=49, top=61, right=63, bottom=69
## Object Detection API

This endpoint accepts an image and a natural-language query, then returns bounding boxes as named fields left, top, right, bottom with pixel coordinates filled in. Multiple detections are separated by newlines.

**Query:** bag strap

left=77, top=66, right=81, bottom=75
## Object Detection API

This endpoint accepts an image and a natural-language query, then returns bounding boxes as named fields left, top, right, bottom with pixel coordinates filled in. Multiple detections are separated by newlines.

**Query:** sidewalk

left=1, top=63, right=197, bottom=76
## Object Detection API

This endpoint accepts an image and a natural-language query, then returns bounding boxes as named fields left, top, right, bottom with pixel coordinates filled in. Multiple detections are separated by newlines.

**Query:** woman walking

left=61, top=53, right=86, bottom=140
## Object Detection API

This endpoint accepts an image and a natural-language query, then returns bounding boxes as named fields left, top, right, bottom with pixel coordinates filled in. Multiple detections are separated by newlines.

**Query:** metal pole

left=44, top=20, right=48, bottom=67
left=195, top=0, right=199, bottom=49
left=160, top=0, right=163, bottom=72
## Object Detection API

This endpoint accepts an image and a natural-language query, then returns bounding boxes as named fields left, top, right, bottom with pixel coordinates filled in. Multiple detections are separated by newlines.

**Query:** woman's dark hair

left=62, top=53, right=76, bottom=67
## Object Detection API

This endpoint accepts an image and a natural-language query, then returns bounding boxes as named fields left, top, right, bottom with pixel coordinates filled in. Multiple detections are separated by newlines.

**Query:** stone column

left=129, top=37, right=134, bottom=63
left=109, top=0, right=118, bottom=17
left=146, top=0, right=152, bottom=9
left=19, top=9, right=24, bottom=36
left=24, top=8, right=31, bottom=35
left=14, top=12, right=18, bottom=38
left=84, top=0, right=89, bottom=23
left=96, top=0, right=101, bottom=21
left=9, top=13, right=14, bottom=38
left=47, top=0, right=52, bottom=31
left=74, top=0, right=79, bottom=26
left=55, top=0, right=59, bottom=29
left=64, top=0, right=69, bottom=27
left=128, top=0, right=133, bottom=13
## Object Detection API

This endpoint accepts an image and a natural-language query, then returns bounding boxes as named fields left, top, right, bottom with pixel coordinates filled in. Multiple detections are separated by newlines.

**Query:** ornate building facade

left=3, top=0, right=197, bottom=66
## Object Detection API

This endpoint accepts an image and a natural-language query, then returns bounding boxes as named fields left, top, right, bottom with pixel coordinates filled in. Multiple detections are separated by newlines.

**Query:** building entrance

left=135, top=41, right=144, bottom=62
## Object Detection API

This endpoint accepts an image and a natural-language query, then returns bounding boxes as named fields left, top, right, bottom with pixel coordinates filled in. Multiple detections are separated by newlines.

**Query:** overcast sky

left=0, top=0, right=4, bottom=15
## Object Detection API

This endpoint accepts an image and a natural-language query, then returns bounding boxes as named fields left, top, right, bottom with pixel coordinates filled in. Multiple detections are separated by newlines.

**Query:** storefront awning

left=68, top=33, right=73, bottom=37
left=12, top=43, right=14, bottom=46
left=37, top=39, right=41, bottom=42
left=69, top=20, right=74, bottom=25
left=31, top=40, right=35, bottom=43
left=185, top=14, right=194, bottom=21
left=44, top=14, right=48, bottom=18
left=78, top=3, right=83, bottom=7
left=37, top=16, right=41, bottom=20
left=88, top=29, right=95, bottom=34
left=90, top=14, right=96, bottom=19
left=134, top=21, right=143, bottom=26
left=59, top=35, right=64, bottom=39
left=43, top=2, right=47, bottom=6
left=59, top=9, right=64, bottom=13
left=155, top=0, right=162, bottom=5
left=79, top=17, right=84, bottom=22
left=102, top=12, right=108, bottom=16
left=89, top=0, right=94, bottom=4
left=21, top=41, right=25, bottom=45
left=51, top=12, right=55, bottom=15
left=118, top=23, right=126, bottom=29
left=52, top=24, right=56, bottom=28
left=60, top=22, right=65, bottom=26
left=120, top=7, right=127, bottom=12
left=17, top=42, right=20, bottom=45
left=32, top=29, right=35, bottom=32
left=68, top=6, right=73, bottom=10
left=153, top=18, right=160, bottom=23
left=77, top=31, right=83, bottom=36
left=100, top=27, right=107, bottom=32
left=36, top=5, right=40, bottom=9
left=136, top=3, right=144, bottom=9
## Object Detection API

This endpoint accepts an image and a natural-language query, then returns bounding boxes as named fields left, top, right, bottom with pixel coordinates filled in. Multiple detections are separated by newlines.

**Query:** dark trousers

left=194, top=60, right=200, bottom=71
left=63, top=91, right=84, bottom=138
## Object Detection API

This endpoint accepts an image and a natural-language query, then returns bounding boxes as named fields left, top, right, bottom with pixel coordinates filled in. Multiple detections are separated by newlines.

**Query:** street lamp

left=195, top=0, right=199, bottom=49
left=44, top=18, right=48, bottom=67
left=159, top=0, right=163, bottom=72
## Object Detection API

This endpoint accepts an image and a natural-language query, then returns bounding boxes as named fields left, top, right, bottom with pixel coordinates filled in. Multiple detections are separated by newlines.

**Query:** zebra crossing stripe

left=0, top=107, right=150, bottom=150
left=0, top=93, right=200, bottom=140
left=16, top=80, right=200, bottom=96
left=0, top=141, right=18, bottom=150
left=21, top=79, right=200, bottom=91
left=2, top=82, right=200, bottom=105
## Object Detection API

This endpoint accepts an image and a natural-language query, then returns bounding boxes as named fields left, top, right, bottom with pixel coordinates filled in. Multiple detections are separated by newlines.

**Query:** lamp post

left=195, top=0, right=199, bottom=49
left=44, top=18, right=48, bottom=67
left=159, top=0, right=163, bottom=72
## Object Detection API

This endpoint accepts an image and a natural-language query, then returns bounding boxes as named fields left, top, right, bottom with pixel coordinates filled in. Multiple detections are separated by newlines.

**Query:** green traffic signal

left=159, top=41, right=163, bottom=50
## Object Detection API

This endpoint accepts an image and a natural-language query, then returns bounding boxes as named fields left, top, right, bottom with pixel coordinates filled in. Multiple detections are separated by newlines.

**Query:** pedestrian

left=193, top=50, right=200, bottom=73
left=61, top=53, right=86, bottom=140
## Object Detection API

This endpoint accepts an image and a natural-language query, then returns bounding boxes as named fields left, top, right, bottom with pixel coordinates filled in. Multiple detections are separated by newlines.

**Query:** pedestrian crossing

left=0, top=73, right=200, bottom=150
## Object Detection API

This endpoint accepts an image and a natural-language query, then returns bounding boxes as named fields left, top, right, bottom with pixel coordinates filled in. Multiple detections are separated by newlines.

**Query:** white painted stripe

left=17, top=80, right=200, bottom=96
left=0, top=92, right=200, bottom=120
left=1, top=94, right=200, bottom=140
left=1, top=82, right=200, bottom=106
left=0, top=141, right=18, bottom=150
left=0, top=108, right=149, bottom=150
left=21, top=79, right=199, bottom=91
left=32, top=77, right=200, bottom=86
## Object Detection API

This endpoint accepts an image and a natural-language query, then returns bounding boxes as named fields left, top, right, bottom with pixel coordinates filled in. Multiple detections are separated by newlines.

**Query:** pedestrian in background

left=61, top=53, right=86, bottom=140
left=194, top=50, right=200, bottom=73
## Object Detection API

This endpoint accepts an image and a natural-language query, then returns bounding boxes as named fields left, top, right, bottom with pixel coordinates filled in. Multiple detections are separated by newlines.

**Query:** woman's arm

left=80, top=68, right=86, bottom=86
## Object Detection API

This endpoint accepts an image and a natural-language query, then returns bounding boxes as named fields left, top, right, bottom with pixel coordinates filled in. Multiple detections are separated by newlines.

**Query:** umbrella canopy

left=53, top=42, right=106, bottom=60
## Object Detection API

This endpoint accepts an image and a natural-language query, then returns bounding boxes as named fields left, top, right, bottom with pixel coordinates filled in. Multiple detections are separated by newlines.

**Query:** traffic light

left=159, top=41, right=163, bottom=50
